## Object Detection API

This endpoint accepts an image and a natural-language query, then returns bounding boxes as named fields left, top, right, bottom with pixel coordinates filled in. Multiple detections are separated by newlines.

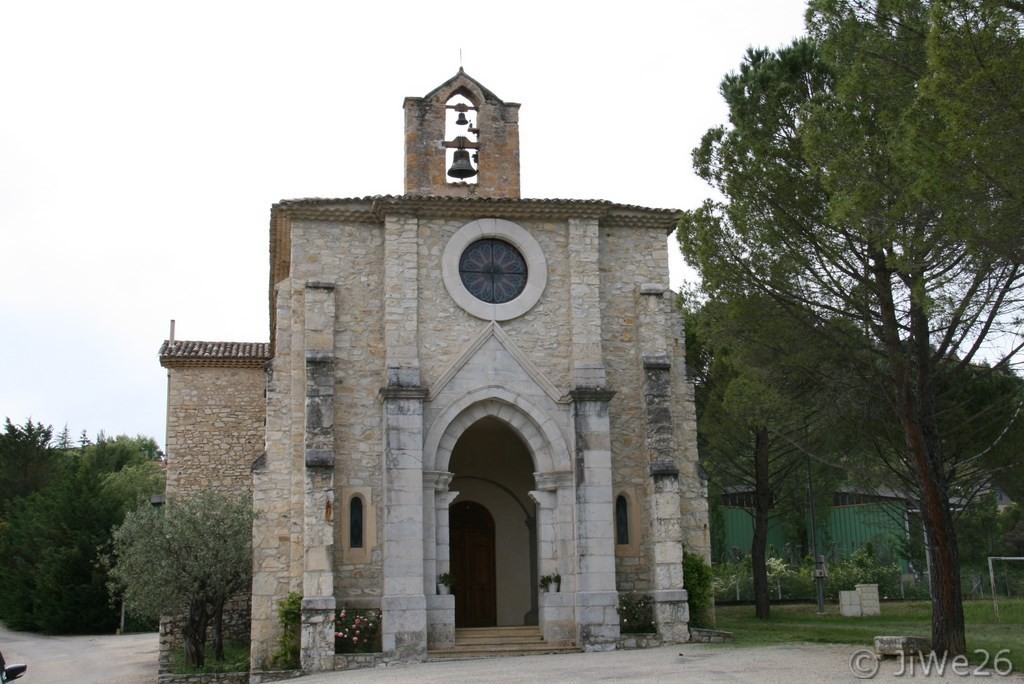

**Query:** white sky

left=0, top=1, right=809, bottom=449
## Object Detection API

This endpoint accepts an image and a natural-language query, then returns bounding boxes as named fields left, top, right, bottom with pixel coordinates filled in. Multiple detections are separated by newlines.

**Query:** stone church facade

left=160, top=70, right=709, bottom=673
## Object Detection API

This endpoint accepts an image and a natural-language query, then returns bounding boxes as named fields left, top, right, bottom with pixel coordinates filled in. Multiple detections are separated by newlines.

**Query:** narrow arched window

left=615, top=495, right=629, bottom=545
left=350, top=496, right=364, bottom=549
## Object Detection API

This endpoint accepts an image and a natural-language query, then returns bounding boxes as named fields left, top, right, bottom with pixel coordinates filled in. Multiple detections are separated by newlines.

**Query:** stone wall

left=164, top=365, right=266, bottom=496
left=158, top=673, right=249, bottom=684
left=417, top=217, right=573, bottom=392
left=162, top=362, right=266, bottom=667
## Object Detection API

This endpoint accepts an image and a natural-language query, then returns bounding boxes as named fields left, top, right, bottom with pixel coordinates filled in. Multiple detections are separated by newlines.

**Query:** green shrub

left=821, top=546, right=901, bottom=599
left=270, top=592, right=301, bottom=670
left=684, top=552, right=715, bottom=628
left=710, top=545, right=907, bottom=602
left=617, top=591, right=656, bottom=634
left=171, top=641, right=249, bottom=674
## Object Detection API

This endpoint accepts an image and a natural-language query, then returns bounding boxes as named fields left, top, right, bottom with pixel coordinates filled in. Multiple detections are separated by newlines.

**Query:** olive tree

left=109, top=490, right=255, bottom=668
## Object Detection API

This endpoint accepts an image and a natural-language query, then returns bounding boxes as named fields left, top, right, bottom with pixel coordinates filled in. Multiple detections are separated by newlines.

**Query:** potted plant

left=438, top=572, right=454, bottom=595
left=539, top=573, right=561, bottom=593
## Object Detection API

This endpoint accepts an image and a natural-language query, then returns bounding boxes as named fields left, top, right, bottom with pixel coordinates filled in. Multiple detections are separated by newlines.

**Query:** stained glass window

left=458, top=239, right=528, bottom=304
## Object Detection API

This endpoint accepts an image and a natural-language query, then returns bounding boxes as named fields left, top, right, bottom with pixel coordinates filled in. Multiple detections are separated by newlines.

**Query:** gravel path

left=297, top=641, right=1024, bottom=683
left=3, top=625, right=1022, bottom=683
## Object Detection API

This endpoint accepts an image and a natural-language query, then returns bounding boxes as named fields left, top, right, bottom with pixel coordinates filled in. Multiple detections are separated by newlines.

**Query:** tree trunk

left=905, top=375, right=966, bottom=657
left=921, top=489, right=966, bottom=656
left=897, top=285, right=966, bottom=656
left=182, top=598, right=209, bottom=668
left=211, top=596, right=226, bottom=661
left=751, top=427, right=772, bottom=619
left=872, top=259, right=967, bottom=657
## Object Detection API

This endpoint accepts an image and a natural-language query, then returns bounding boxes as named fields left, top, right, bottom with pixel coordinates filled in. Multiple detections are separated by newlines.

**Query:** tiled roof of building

left=159, top=340, right=271, bottom=368
left=271, top=195, right=681, bottom=229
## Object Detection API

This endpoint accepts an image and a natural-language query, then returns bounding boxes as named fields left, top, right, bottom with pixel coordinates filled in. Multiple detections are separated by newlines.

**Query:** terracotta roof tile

left=159, top=340, right=271, bottom=368
left=271, top=195, right=680, bottom=230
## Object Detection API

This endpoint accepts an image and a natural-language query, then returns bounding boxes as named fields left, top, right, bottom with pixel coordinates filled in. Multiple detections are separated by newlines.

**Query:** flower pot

left=438, top=583, right=450, bottom=595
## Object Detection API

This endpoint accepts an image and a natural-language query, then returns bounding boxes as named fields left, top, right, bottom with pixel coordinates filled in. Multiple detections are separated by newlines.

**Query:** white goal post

left=988, top=556, right=1024, bottom=622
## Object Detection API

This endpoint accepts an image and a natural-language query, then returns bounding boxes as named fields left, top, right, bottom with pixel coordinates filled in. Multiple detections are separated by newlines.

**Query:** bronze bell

left=455, top=111, right=469, bottom=126
left=447, top=149, right=478, bottom=179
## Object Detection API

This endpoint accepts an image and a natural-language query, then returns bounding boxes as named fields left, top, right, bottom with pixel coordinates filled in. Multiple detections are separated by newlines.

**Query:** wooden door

left=450, top=501, right=496, bottom=627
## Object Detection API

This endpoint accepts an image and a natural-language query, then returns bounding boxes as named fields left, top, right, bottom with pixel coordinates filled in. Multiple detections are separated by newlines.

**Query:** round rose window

left=458, top=238, right=528, bottom=304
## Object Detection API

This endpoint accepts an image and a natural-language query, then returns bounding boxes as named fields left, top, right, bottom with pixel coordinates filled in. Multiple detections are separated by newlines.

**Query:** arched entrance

left=450, top=501, right=496, bottom=627
left=448, top=416, right=537, bottom=627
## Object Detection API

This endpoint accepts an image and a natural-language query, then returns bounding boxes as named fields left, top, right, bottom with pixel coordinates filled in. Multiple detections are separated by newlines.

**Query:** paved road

left=0, top=624, right=157, bottom=684
left=3, top=625, right=1022, bottom=683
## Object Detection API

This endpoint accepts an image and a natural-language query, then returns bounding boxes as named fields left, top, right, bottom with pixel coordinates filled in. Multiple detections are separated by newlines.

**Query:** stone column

left=379, top=212, right=429, bottom=661
left=570, top=389, right=620, bottom=651
left=301, top=282, right=337, bottom=671
left=636, top=284, right=690, bottom=643
left=530, top=472, right=574, bottom=645
left=649, top=463, right=689, bottom=642
left=380, top=386, right=429, bottom=661
left=425, top=473, right=457, bottom=648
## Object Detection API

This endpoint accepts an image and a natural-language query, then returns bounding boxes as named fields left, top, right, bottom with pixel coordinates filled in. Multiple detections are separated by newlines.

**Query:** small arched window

left=350, top=496, right=364, bottom=549
left=615, top=495, right=629, bottom=545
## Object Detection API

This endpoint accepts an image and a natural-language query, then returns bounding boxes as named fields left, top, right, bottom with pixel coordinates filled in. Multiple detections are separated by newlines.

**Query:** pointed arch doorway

left=448, top=416, right=538, bottom=627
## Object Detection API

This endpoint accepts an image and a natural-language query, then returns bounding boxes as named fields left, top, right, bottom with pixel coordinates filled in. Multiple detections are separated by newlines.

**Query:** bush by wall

left=684, top=552, right=715, bottom=628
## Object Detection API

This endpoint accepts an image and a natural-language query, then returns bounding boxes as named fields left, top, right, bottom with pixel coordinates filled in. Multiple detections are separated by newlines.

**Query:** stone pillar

left=380, top=386, right=429, bottom=661
left=570, top=389, right=620, bottom=651
left=301, top=282, right=337, bottom=671
left=649, top=463, right=689, bottom=642
left=425, top=474, right=457, bottom=648
left=636, top=284, right=690, bottom=643
left=379, top=211, right=428, bottom=661
left=530, top=472, right=575, bottom=645
left=523, top=513, right=538, bottom=626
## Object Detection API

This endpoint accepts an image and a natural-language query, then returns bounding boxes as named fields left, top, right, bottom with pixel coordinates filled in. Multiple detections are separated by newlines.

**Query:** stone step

left=455, top=627, right=544, bottom=645
left=428, top=643, right=579, bottom=661
left=428, top=627, right=578, bottom=661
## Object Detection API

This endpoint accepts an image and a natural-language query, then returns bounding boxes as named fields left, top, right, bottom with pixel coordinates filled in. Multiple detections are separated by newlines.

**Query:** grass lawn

left=712, top=600, right=1024, bottom=665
